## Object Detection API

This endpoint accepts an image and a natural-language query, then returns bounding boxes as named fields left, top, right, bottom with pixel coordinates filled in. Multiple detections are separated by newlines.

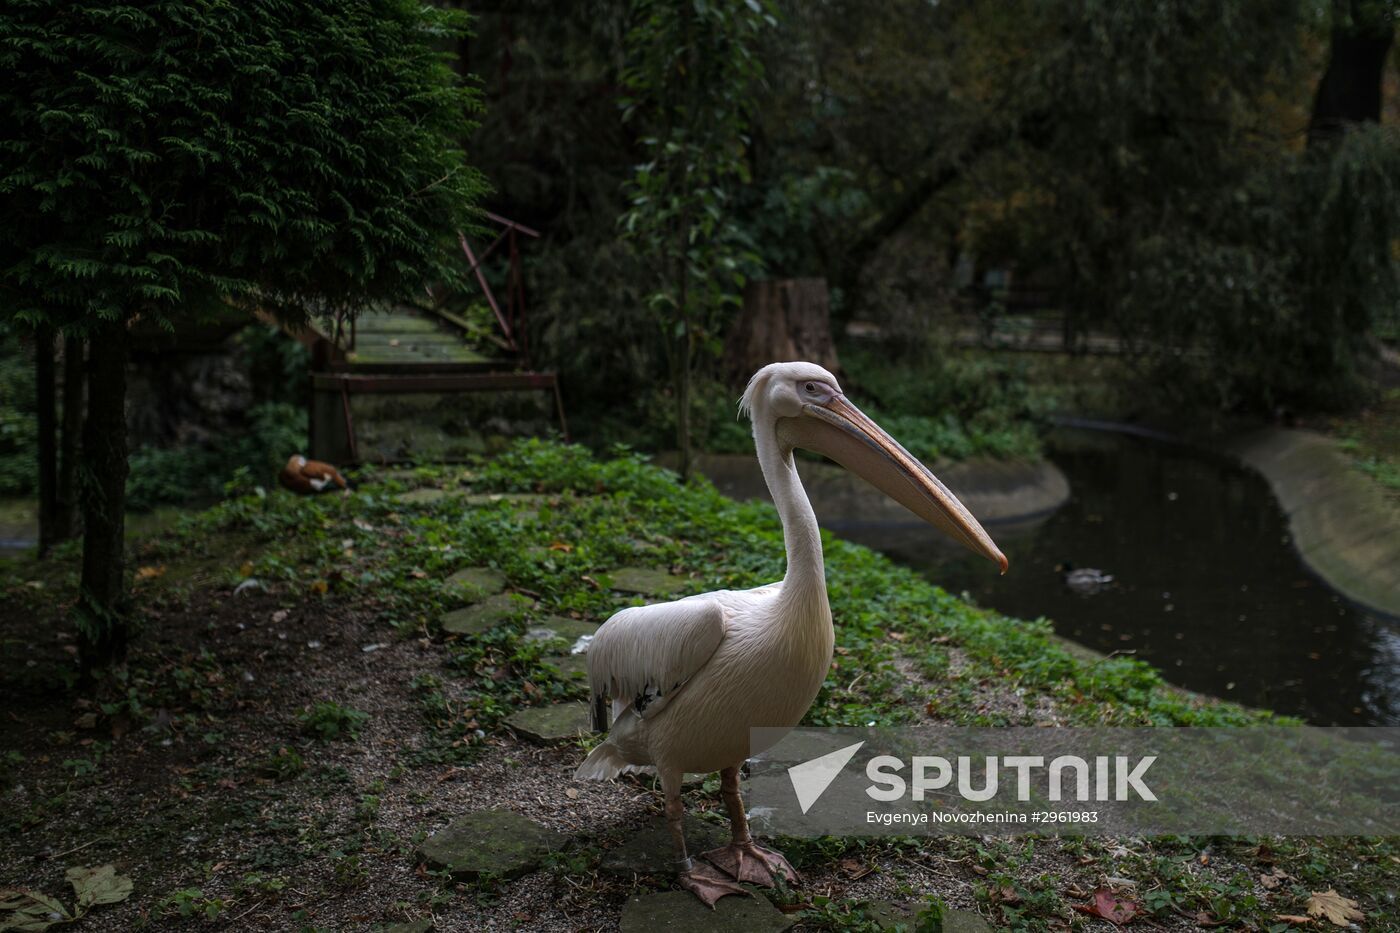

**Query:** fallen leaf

left=135, top=565, right=166, bottom=581
left=996, top=885, right=1021, bottom=904
left=564, top=787, right=579, bottom=799
left=309, top=580, right=328, bottom=595
left=838, top=858, right=872, bottom=880
left=271, top=610, right=289, bottom=624
left=1192, top=910, right=1228, bottom=927
left=1274, top=916, right=1312, bottom=926
left=73, top=713, right=97, bottom=730
left=1072, top=889, right=1138, bottom=926
left=1261, top=868, right=1291, bottom=890
left=239, top=562, right=254, bottom=578
left=65, top=865, right=133, bottom=910
left=0, top=887, right=72, bottom=931
left=547, top=540, right=574, bottom=552
left=1307, top=890, right=1364, bottom=927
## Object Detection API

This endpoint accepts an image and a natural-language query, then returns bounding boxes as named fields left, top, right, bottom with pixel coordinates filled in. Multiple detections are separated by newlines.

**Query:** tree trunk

left=1307, top=2, right=1395, bottom=148
left=77, top=323, right=130, bottom=675
left=57, top=335, right=85, bottom=542
left=723, top=278, right=840, bottom=387
left=35, top=325, right=57, bottom=558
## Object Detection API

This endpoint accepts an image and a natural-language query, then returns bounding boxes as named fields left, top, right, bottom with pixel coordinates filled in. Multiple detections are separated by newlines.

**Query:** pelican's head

left=741, top=361, right=1008, bottom=573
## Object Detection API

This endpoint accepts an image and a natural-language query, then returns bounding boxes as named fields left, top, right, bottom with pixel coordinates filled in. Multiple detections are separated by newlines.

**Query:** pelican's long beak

left=777, top=395, right=1009, bottom=573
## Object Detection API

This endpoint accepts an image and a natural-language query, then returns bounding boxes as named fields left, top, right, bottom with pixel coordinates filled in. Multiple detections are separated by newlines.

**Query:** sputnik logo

left=787, top=741, right=864, bottom=814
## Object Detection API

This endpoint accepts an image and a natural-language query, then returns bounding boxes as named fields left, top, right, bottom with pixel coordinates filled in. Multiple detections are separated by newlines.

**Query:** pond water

left=833, top=429, right=1400, bottom=726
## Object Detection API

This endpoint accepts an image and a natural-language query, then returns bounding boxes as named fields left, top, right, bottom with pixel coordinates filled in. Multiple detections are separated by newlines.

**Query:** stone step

left=440, top=592, right=534, bottom=636
left=418, top=809, right=564, bottom=880
left=599, top=817, right=729, bottom=878
left=523, top=615, right=599, bottom=650
left=504, top=701, right=593, bottom=744
left=445, top=566, right=507, bottom=597
left=542, top=654, right=588, bottom=680
left=619, top=890, right=794, bottom=932
left=609, top=567, right=688, bottom=597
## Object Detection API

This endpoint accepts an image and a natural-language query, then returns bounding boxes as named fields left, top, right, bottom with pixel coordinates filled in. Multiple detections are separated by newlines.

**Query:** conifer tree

left=0, top=0, right=487, bottom=672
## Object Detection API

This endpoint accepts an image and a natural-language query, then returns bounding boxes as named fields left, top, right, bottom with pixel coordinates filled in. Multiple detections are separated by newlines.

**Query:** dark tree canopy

left=0, top=0, right=488, bottom=670
left=0, top=0, right=487, bottom=332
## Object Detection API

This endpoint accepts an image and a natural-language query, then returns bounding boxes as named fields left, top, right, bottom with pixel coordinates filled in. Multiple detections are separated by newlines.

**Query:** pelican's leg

left=662, top=768, right=746, bottom=907
left=703, top=764, right=800, bottom=886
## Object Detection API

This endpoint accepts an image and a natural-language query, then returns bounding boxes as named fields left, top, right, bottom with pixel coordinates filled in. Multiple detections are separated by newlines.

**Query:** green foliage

left=257, top=747, right=307, bottom=782
left=154, top=887, right=226, bottom=921
left=298, top=702, right=369, bottom=742
left=959, top=0, right=1399, bottom=413
left=0, top=0, right=487, bottom=333
left=237, top=324, right=311, bottom=408
left=619, top=0, right=774, bottom=470
left=0, top=326, right=36, bottom=496
left=126, top=402, right=306, bottom=511
left=843, top=345, right=1044, bottom=461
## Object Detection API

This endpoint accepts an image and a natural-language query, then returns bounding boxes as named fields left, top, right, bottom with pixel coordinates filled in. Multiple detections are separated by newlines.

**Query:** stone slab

left=524, top=616, right=600, bottom=648
left=440, top=593, right=533, bottom=636
left=542, top=654, right=588, bottom=680
left=610, top=567, right=688, bottom=597
left=418, top=809, right=563, bottom=880
left=504, top=702, right=593, bottom=743
left=397, top=488, right=452, bottom=505
left=945, top=909, right=994, bottom=933
left=599, top=817, right=729, bottom=877
left=446, top=566, right=507, bottom=596
left=619, top=890, right=794, bottom=932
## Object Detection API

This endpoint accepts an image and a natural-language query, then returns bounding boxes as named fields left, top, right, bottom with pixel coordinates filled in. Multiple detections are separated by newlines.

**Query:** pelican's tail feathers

left=574, top=740, right=633, bottom=781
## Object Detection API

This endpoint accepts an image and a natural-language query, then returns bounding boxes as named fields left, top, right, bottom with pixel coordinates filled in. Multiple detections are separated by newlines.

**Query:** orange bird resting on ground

left=278, top=455, right=349, bottom=495
left=576, top=361, right=1007, bottom=906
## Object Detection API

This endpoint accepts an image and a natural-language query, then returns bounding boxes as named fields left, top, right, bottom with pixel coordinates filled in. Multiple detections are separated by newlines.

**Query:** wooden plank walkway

left=343, top=308, right=490, bottom=365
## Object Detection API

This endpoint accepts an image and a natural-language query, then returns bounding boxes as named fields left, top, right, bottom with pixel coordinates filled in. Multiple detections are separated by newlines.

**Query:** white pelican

left=576, top=361, right=1007, bottom=904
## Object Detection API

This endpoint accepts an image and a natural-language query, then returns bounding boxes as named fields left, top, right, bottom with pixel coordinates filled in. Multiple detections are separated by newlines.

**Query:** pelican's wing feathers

left=587, top=596, right=726, bottom=726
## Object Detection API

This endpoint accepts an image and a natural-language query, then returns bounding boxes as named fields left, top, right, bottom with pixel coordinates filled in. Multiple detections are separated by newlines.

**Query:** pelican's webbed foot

left=703, top=840, right=800, bottom=887
left=677, top=858, right=749, bottom=907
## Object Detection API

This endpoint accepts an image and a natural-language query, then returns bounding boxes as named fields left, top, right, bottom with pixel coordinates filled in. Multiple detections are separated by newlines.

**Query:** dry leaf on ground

left=1307, top=889, right=1364, bottom=927
left=1073, top=889, right=1138, bottom=926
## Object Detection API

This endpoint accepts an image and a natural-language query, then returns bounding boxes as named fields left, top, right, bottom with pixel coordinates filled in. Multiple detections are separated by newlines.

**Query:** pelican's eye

left=804, top=382, right=817, bottom=394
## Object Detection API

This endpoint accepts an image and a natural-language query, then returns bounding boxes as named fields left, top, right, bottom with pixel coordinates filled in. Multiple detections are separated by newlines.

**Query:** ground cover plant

left=1, top=440, right=1392, bottom=931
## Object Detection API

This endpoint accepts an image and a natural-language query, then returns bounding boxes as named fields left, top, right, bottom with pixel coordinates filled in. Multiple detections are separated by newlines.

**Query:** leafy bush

left=126, top=402, right=306, bottom=511
left=842, top=344, right=1044, bottom=461
left=0, top=328, right=36, bottom=496
left=298, top=702, right=369, bottom=742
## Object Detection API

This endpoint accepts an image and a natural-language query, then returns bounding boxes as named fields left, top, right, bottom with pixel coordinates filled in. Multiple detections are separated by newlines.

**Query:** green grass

left=1331, top=385, right=1400, bottom=501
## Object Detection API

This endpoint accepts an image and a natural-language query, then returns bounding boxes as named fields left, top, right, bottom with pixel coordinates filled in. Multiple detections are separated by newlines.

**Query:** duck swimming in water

left=1056, top=562, right=1114, bottom=593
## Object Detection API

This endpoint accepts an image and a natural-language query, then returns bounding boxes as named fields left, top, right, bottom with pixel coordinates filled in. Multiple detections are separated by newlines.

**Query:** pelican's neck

left=754, top=416, right=826, bottom=597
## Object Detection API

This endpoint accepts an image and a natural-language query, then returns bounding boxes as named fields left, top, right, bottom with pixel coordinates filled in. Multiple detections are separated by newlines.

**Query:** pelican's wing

left=586, top=597, right=726, bottom=729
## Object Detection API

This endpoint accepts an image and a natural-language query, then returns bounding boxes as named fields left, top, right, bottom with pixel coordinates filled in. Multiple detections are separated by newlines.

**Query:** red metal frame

left=458, top=212, right=540, bottom=367
left=307, top=213, right=566, bottom=462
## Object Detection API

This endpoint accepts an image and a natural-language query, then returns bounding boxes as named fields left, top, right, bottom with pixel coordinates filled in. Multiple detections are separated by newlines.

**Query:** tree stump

left=724, top=278, right=839, bottom=386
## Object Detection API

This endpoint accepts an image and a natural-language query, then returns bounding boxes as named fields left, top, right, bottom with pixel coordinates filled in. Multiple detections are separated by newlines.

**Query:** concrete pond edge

left=1228, top=427, right=1400, bottom=619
